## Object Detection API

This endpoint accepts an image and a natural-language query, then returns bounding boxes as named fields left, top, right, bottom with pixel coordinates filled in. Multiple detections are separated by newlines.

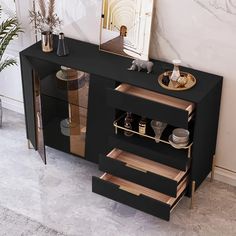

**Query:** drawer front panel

left=92, top=176, right=171, bottom=221
left=99, top=153, right=186, bottom=197
left=109, top=135, right=190, bottom=171
left=107, top=89, right=189, bottom=129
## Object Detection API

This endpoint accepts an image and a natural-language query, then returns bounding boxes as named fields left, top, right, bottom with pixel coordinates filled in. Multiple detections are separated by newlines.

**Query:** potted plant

left=29, top=0, right=62, bottom=52
left=0, top=5, right=22, bottom=127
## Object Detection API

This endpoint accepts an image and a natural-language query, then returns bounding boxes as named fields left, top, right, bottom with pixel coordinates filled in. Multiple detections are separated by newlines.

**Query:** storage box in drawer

left=92, top=174, right=188, bottom=221
left=107, top=84, right=195, bottom=129
left=99, top=149, right=189, bottom=197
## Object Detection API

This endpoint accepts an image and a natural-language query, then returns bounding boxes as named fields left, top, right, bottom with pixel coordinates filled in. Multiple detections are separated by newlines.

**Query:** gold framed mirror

left=100, top=0, right=154, bottom=60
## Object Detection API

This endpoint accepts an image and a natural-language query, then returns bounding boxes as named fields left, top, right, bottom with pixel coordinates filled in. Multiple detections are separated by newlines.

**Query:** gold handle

left=119, top=186, right=140, bottom=196
left=125, top=163, right=147, bottom=173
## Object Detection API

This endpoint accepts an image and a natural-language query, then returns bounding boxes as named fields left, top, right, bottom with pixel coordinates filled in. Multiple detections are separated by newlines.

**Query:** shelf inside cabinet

left=40, top=72, right=89, bottom=109
left=113, top=114, right=193, bottom=155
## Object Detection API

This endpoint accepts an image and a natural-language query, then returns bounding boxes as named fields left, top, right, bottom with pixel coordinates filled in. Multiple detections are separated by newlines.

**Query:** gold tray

left=158, top=71, right=196, bottom=91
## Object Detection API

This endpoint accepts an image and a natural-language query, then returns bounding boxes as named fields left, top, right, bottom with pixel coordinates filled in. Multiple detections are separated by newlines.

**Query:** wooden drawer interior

left=101, top=173, right=188, bottom=207
left=108, top=148, right=188, bottom=182
left=116, top=83, right=195, bottom=116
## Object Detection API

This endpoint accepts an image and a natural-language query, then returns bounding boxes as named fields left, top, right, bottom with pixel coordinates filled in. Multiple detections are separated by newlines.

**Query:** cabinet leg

left=211, top=156, right=216, bottom=182
left=27, top=139, right=33, bottom=149
left=190, top=180, right=196, bottom=209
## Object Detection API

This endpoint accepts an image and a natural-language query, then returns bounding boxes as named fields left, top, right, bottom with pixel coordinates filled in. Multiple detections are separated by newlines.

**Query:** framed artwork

left=100, top=0, right=154, bottom=60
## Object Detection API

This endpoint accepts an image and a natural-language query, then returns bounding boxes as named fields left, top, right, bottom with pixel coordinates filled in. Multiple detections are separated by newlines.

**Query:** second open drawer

left=107, top=83, right=195, bottom=129
left=99, top=148, right=189, bottom=197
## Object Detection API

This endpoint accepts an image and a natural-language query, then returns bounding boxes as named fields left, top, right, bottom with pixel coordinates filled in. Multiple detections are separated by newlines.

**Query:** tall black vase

left=57, top=33, right=69, bottom=56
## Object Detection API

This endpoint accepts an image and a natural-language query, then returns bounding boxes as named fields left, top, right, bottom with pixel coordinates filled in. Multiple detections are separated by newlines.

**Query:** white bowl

left=172, top=128, right=189, bottom=143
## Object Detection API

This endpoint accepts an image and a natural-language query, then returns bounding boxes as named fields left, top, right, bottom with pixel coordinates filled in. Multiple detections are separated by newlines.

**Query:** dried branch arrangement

left=29, top=0, right=62, bottom=33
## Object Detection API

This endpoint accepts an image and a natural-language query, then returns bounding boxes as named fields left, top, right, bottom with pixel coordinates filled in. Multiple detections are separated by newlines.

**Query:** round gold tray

left=158, top=71, right=196, bottom=91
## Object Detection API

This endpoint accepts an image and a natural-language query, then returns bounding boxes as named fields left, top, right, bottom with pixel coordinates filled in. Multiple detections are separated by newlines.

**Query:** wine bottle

left=124, top=112, right=133, bottom=137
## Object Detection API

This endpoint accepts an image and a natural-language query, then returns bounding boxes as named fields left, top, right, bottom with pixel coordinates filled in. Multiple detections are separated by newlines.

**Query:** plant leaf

left=0, top=58, right=17, bottom=73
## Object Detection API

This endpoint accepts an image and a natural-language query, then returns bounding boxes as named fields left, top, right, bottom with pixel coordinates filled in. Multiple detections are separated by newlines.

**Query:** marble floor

left=0, top=109, right=236, bottom=236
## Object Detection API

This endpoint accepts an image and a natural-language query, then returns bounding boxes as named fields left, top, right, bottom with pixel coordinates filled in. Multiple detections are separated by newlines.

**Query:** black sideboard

left=20, top=37, right=223, bottom=221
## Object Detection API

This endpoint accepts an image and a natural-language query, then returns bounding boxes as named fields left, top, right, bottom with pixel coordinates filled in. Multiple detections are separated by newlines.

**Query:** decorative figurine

left=128, top=59, right=154, bottom=74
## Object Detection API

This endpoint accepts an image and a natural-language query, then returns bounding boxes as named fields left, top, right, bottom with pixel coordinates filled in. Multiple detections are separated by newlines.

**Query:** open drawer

left=99, top=149, right=189, bottom=197
left=92, top=174, right=188, bottom=221
left=107, top=84, right=195, bottom=129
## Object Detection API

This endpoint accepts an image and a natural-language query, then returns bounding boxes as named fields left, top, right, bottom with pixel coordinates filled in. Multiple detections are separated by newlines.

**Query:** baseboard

left=1, top=97, right=24, bottom=114
left=214, top=166, right=236, bottom=187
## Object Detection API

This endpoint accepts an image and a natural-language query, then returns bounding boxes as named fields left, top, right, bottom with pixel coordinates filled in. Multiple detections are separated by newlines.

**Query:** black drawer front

left=99, top=154, right=181, bottom=197
left=109, top=135, right=190, bottom=171
left=92, top=176, right=171, bottom=221
left=107, top=89, right=189, bottom=129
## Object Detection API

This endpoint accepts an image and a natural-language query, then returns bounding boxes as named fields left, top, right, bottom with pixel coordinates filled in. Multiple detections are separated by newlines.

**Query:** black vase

left=57, top=33, right=69, bottom=56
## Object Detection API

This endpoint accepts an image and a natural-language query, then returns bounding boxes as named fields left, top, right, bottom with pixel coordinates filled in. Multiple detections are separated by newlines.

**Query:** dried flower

left=29, top=0, right=62, bottom=33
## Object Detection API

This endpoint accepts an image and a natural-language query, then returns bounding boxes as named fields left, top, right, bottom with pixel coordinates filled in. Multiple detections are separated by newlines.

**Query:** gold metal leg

left=190, top=180, right=196, bottom=209
left=211, top=156, right=216, bottom=182
left=27, top=140, right=33, bottom=149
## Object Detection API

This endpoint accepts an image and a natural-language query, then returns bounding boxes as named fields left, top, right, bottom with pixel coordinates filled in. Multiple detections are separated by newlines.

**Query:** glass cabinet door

left=34, top=73, right=46, bottom=164
left=40, top=66, right=90, bottom=158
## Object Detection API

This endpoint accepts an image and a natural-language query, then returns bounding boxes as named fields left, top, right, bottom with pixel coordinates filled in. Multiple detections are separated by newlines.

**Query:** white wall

left=0, top=0, right=34, bottom=113
left=1, top=0, right=235, bottom=184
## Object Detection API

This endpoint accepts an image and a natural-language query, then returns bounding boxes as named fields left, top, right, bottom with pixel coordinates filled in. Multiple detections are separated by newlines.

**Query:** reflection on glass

left=57, top=67, right=89, bottom=157
left=100, top=0, right=154, bottom=60
left=33, top=72, right=46, bottom=164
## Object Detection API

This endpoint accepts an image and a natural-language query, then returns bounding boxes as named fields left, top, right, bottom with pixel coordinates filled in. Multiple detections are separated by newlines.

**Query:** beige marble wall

left=150, top=0, right=236, bottom=174
left=59, top=0, right=236, bottom=174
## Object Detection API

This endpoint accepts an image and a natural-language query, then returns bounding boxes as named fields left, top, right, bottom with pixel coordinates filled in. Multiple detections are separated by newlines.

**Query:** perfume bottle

left=170, top=59, right=181, bottom=81
left=57, top=33, right=69, bottom=57
left=139, top=117, right=147, bottom=135
left=124, top=112, right=133, bottom=137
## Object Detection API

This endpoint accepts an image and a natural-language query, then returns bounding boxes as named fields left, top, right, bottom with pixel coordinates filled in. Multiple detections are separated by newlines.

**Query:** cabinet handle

left=125, top=163, right=147, bottom=173
left=119, top=186, right=140, bottom=196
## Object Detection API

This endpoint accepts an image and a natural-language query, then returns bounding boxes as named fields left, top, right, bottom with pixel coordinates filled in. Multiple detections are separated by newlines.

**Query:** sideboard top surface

left=20, top=37, right=223, bottom=103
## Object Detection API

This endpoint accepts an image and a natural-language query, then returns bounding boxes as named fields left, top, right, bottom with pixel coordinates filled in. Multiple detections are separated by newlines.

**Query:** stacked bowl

left=169, top=128, right=189, bottom=148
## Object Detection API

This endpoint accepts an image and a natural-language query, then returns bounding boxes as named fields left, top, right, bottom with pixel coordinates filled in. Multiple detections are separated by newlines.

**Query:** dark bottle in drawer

left=99, top=148, right=189, bottom=197
left=92, top=174, right=188, bottom=221
left=107, top=84, right=195, bottom=129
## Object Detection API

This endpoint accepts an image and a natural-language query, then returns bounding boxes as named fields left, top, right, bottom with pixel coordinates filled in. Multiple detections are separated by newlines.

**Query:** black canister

left=57, top=33, right=69, bottom=56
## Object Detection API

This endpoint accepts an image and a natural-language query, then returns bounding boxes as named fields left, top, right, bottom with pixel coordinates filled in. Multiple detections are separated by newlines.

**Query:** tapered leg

left=27, top=139, right=33, bottom=149
left=211, top=156, right=216, bottom=182
left=190, top=180, right=196, bottom=209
